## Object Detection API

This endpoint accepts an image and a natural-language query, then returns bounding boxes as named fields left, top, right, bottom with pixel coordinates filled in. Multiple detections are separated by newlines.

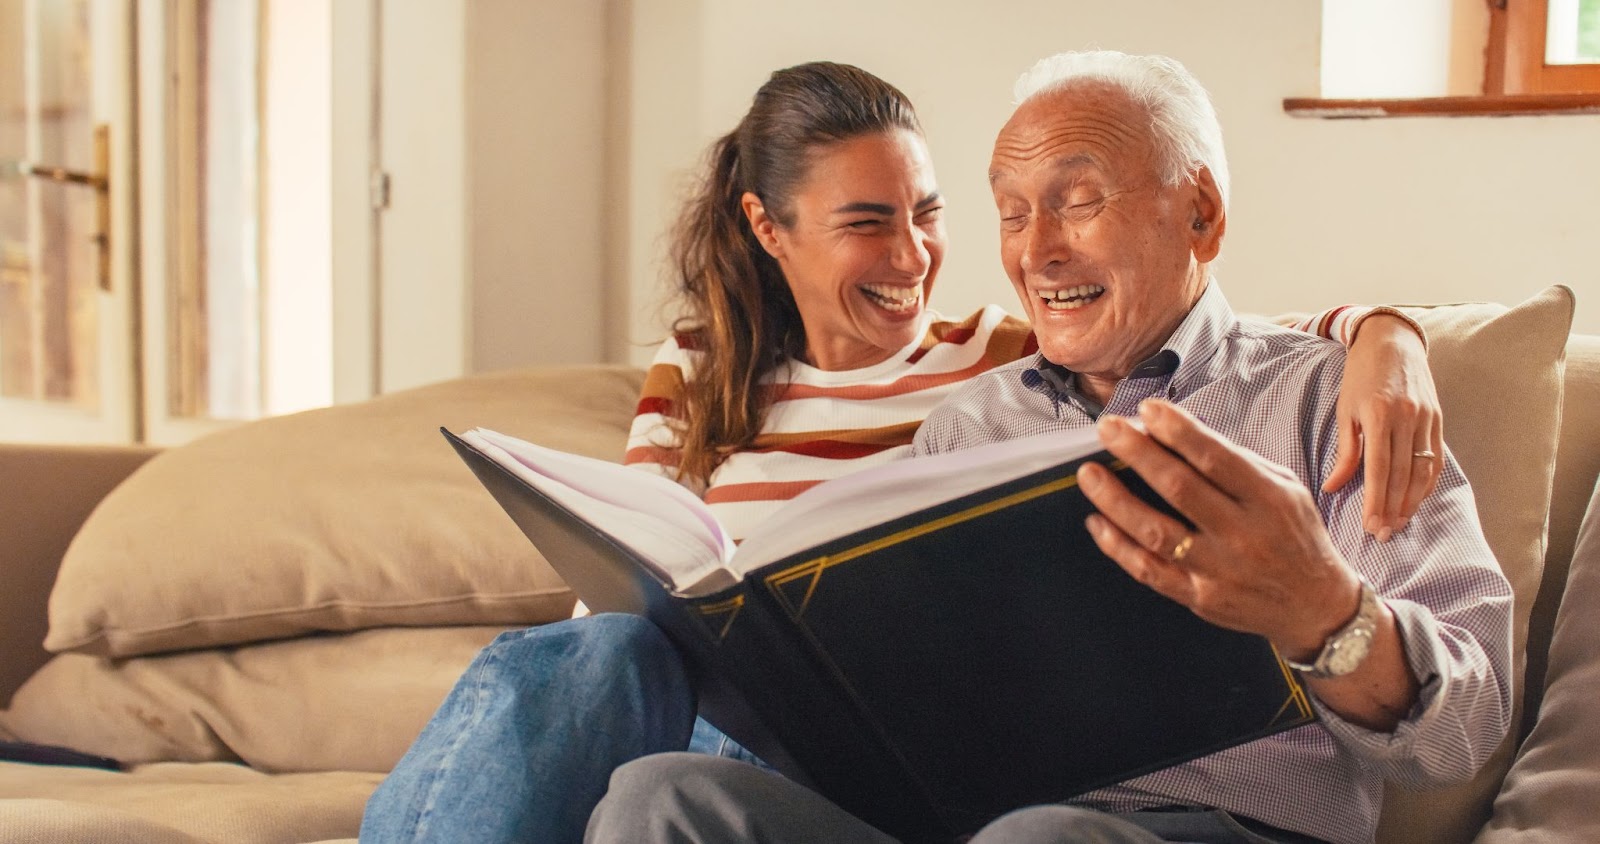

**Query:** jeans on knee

left=687, top=713, right=770, bottom=768
left=359, top=613, right=696, bottom=844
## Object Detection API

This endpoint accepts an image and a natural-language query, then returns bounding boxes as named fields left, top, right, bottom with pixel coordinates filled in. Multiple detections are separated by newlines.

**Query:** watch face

left=1322, top=628, right=1374, bottom=676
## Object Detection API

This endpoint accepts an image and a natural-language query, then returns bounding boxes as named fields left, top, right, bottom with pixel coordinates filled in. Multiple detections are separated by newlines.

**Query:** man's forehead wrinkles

left=994, top=114, right=1141, bottom=163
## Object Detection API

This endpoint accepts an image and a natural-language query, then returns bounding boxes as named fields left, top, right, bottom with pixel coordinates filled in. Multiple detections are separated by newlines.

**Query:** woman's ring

left=1412, top=450, right=1437, bottom=460
left=1170, top=534, right=1194, bottom=562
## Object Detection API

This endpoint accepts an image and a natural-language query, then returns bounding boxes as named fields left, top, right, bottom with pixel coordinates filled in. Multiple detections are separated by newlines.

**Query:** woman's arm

left=622, top=335, right=707, bottom=496
left=1294, top=306, right=1442, bottom=540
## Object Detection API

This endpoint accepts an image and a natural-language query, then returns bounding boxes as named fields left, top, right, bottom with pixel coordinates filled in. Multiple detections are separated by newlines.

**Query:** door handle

left=2, top=124, right=112, bottom=292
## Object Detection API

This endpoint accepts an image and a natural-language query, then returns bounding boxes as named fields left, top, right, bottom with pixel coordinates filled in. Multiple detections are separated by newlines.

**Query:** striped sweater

left=622, top=303, right=1383, bottom=544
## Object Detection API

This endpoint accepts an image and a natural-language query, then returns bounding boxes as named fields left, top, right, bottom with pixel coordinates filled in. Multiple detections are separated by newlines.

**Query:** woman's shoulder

left=633, top=332, right=704, bottom=405
left=642, top=330, right=708, bottom=372
left=924, top=304, right=1036, bottom=365
left=926, top=303, right=1021, bottom=330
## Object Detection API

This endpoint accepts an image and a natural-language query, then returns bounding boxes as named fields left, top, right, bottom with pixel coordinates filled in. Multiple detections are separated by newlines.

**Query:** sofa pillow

left=0, top=626, right=508, bottom=773
left=1367, top=285, right=1574, bottom=844
left=45, top=365, right=645, bottom=657
left=1472, top=477, right=1600, bottom=844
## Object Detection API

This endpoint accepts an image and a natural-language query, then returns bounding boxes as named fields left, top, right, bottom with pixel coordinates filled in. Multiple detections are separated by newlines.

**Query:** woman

left=360, top=62, right=1440, bottom=844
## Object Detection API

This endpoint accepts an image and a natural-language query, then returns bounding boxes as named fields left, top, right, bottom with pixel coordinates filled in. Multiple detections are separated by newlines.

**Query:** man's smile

left=1038, top=284, right=1106, bottom=310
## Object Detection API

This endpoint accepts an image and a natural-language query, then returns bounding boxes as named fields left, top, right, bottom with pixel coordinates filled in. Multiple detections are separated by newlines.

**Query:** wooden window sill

left=1283, top=93, right=1600, bottom=118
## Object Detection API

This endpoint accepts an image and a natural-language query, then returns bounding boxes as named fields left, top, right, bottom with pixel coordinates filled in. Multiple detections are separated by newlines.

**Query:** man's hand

left=1079, top=400, right=1419, bottom=730
left=1328, top=313, right=1443, bottom=542
left=1078, top=401, right=1358, bottom=657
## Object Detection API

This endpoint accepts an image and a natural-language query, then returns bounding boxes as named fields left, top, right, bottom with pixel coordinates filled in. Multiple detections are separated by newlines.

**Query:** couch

left=0, top=286, right=1594, bottom=844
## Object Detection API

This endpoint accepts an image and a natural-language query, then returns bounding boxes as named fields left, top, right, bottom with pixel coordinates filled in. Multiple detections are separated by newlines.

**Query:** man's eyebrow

left=831, top=192, right=943, bottom=215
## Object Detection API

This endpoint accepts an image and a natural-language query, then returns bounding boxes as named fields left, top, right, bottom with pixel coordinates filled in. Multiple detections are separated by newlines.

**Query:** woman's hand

left=1325, top=313, right=1443, bottom=541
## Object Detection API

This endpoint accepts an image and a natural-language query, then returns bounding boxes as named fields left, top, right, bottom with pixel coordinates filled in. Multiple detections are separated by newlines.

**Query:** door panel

left=0, top=0, right=134, bottom=443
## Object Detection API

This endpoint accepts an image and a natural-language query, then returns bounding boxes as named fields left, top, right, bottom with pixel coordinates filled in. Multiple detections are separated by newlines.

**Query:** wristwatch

left=1285, top=578, right=1381, bottom=679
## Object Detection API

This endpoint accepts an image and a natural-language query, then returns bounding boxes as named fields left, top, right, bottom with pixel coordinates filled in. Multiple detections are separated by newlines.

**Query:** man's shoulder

left=947, top=354, right=1039, bottom=397
left=1220, top=316, right=1347, bottom=376
left=914, top=355, right=1043, bottom=455
left=1230, top=315, right=1344, bottom=351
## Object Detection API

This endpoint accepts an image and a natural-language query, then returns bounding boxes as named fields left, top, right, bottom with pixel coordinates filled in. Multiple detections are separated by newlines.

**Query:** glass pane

left=0, top=1, right=30, bottom=399
left=0, top=0, right=99, bottom=409
left=1547, top=0, right=1600, bottom=64
left=167, top=0, right=261, bottom=420
left=1582, top=0, right=1600, bottom=60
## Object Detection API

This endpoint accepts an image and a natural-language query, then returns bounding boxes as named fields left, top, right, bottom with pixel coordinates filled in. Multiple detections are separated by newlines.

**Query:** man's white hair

left=1013, top=50, right=1230, bottom=210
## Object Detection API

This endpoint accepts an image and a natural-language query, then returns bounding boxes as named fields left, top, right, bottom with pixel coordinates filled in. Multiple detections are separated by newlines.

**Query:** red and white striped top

left=622, top=303, right=1392, bottom=544
left=623, top=305, right=1034, bottom=543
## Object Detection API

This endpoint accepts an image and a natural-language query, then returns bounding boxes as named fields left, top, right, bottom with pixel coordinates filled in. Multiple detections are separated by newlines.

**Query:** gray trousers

left=584, top=753, right=1318, bottom=844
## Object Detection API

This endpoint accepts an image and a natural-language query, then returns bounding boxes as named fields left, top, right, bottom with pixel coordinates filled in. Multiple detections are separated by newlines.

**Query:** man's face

left=988, top=83, right=1223, bottom=395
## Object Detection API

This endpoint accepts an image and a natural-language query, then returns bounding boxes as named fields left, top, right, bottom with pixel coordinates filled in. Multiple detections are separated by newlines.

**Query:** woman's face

left=744, top=129, right=946, bottom=371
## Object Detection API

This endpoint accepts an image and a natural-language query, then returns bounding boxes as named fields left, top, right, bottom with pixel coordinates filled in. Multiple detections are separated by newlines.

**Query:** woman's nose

left=889, top=225, right=932, bottom=276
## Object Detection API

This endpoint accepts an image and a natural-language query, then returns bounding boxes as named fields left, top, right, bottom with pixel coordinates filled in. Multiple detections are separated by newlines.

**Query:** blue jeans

left=359, top=613, right=756, bottom=844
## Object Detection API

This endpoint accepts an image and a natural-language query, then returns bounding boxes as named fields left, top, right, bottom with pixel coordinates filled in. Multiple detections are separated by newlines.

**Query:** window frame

left=1487, top=0, right=1600, bottom=94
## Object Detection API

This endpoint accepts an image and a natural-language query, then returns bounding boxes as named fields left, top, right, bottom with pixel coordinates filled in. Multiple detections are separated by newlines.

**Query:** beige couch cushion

left=0, top=761, right=379, bottom=844
left=1371, top=286, right=1574, bottom=844
left=0, top=800, right=209, bottom=844
left=44, top=365, right=644, bottom=658
left=1473, top=476, right=1600, bottom=844
left=1523, top=334, right=1600, bottom=729
left=0, top=626, right=507, bottom=773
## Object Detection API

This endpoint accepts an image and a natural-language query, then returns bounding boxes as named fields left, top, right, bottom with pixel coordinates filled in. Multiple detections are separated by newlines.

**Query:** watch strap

left=1285, top=577, right=1380, bottom=679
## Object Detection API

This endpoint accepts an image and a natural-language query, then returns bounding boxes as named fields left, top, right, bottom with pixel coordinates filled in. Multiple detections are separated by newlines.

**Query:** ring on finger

left=1412, top=450, right=1436, bottom=460
left=1170, top=533, right=1194, bottom=562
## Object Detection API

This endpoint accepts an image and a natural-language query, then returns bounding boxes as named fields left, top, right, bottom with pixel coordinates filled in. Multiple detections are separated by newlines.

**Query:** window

left=156, top=0, right=334, bottom=430
left=165, top=0, right=263, bottom=420
left=0, top=0, right=100, bottom=409
left=1488, top=0, right=1600, bottom=94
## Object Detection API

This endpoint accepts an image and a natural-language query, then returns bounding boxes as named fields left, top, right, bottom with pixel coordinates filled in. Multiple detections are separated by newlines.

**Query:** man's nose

left=1019, top=215, right=1069, bottom=274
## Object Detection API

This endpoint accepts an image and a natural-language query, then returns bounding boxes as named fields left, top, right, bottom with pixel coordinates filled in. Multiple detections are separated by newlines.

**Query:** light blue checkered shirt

left=912, top=283, right=1513, bottom=844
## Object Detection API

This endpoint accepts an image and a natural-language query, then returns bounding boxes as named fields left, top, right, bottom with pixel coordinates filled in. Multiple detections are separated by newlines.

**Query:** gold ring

left=1170, top=534, right=1194, bottom=562
left=1412, top=450, right=1437, bottom=460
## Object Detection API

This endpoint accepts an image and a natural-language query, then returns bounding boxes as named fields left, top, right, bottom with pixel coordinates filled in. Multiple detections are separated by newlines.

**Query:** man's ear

left=741, top=192, right=785, bottom=259
left=1187, top=166, right=1226, bottom=264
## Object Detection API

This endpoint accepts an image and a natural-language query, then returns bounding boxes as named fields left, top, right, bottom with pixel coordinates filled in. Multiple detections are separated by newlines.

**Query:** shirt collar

left=1021, top=280, right=1237, bottom=414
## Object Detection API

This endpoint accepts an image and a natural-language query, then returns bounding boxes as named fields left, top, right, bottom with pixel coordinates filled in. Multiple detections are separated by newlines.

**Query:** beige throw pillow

left=45, top=365, right=645, bottom=657
left=0, top=626, right=508, bottom=773
left=1472, top=477, right=1600, bottom=844
left=1368, top=286, right=1574, bottom=844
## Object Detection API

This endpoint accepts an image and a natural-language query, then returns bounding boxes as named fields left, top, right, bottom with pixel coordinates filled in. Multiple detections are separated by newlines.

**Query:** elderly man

left=584, top=51, right=1511, bottom=844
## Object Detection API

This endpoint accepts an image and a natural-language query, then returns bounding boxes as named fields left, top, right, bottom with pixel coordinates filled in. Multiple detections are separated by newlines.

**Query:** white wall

left=263, top=0, right=332, bottom=415
left=616, top=0, right=1600, bottom=368
left=467, top=0, right=610, bottom=371
left=1323, top=0, right=1455, bottom=97
left=371, top=0, right=612, bottom=389
left=1321, top=0, right=1490, bottom=96
left=330, top=0, right=376, bottom=404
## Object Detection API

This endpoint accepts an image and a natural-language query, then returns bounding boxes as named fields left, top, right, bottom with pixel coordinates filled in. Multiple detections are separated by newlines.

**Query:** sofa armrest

left=0, top=443, right=159, bottom=707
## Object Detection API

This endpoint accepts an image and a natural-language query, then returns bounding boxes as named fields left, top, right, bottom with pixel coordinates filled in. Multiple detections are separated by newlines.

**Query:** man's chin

left=1034, top=336, right=1091, bottom=371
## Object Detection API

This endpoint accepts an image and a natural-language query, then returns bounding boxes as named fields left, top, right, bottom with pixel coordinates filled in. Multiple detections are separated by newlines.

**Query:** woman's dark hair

left=667, top=61, right=922, bottom=484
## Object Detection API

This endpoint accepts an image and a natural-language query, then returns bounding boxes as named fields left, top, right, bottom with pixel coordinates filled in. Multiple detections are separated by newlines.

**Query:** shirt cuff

left=1308, top=597, right=1468, bottom=786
